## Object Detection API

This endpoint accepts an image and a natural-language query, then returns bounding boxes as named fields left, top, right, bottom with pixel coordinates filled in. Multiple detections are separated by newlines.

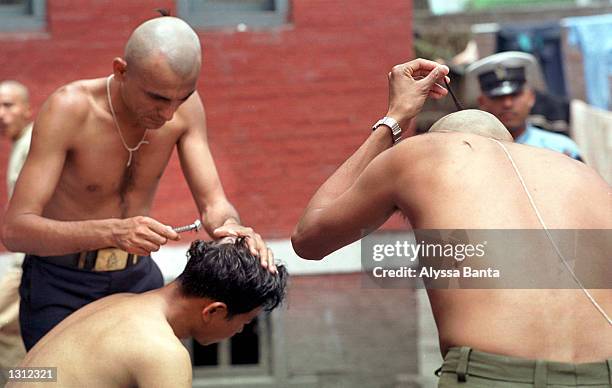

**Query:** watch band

left=372, top=116, right=402, bottom=145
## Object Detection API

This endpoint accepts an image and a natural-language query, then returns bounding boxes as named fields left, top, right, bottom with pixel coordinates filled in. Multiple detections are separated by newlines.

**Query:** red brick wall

left=0, top=0, right=413, bottom=250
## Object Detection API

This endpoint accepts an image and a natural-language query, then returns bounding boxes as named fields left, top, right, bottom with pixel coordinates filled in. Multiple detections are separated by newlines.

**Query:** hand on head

left=385, top=58, right=450, bottom=129
left=213, top=222, right=277, bottom=274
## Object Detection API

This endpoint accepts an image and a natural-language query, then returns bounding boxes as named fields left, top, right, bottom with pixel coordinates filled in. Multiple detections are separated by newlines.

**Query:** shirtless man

left=1, top=16, right=275, bottom=350
left=6, top=238, right=287, bottom=388
left=292, top=58, right=611, bottom=387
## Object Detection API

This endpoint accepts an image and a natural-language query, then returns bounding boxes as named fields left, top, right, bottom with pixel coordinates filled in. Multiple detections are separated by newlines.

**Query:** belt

left=32, top=248, right=143, bottom=272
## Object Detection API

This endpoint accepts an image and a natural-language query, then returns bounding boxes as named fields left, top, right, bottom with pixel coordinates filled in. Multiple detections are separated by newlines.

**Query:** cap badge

left=494, top=65, right=507, bottom=81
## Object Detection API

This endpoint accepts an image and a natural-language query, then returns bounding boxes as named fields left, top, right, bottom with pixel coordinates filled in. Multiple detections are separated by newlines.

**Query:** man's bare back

left=9, top=292, right=191, bottom=388
left=393, top=132, right=611, bottom=363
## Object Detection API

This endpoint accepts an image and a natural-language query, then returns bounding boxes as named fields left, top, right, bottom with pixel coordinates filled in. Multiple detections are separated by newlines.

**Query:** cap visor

left=485, top=82, right=524, bottom=97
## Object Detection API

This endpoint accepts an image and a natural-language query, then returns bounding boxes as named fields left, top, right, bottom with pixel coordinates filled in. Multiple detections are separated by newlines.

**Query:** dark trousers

left=19, top=255, right=163, bottom=350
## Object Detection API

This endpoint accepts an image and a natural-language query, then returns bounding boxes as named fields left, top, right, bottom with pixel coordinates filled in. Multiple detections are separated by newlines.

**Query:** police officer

left=468, top=51, right=582, bottom=160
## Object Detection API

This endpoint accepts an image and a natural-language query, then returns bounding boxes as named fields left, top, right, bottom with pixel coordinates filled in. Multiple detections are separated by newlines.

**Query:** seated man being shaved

left=292, top=58, right=611, bottom=387
left=7, top=238, right=287, bottom=388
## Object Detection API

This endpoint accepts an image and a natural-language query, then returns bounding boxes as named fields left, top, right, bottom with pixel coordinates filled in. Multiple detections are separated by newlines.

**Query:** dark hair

left=177, top=238, right=288, bottom=318
left=154, top=8, right=171, bottom=17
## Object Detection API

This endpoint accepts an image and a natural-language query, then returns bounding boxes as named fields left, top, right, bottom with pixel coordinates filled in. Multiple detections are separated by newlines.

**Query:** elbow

left=291, top=228, right=325, bottom=261
left=0, top=220, right=19, bottom=252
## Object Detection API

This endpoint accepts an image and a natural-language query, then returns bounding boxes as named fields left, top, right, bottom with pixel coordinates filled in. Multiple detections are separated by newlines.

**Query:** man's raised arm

left=177, top=92, right=276, bottom=272
left=291, top=59, right=449, bottom=260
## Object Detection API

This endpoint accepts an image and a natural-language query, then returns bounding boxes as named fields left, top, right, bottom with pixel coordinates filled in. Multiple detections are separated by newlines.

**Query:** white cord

left=492, top=139, right=611, bottom=326
left=106, top=75, right=149, bottom=167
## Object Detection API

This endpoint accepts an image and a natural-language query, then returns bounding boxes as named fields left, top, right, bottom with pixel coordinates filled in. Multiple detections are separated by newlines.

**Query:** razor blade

left=173, top=219, right=202, bottom=233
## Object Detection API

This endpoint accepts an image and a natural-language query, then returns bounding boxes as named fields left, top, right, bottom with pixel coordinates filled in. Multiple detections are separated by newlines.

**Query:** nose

left=158, top=105, right=176, bottom=121
left=500, top=95, right=514, bottom=108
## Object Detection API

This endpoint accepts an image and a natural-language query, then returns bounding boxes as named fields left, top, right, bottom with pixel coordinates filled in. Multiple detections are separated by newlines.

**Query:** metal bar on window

left=218, top=338, right=231, bottom=368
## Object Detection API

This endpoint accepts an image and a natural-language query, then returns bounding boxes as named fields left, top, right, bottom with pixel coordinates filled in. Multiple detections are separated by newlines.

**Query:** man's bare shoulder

left=36, top=78, right=104, bottom=137
left=92, top=301, right=188, bottom=363
left=385, top=132, right=479, bottom=173
left=125, top=324, right=188, bottom=360
left=493, top=136, right=608, bottom=188
left=172, top=90, right=205, bottom=132
left=125, top=324, right=192, bottom=387
left=46, top=79, right=99, bottom=115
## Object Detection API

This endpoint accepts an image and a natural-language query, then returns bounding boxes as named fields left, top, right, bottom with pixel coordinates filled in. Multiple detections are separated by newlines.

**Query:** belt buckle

left=94, top=248, right=129, bottom=271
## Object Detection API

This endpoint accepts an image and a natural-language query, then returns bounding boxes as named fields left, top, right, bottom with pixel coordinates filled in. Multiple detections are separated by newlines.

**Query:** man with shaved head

left=292, top=59, right=611, bottom=386
left=428, top=109, right=513, bottom=141
left=1, top=16, right=276, bottom=350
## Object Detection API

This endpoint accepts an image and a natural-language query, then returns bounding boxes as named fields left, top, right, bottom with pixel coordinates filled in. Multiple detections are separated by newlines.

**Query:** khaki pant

left=438, top=347, right=612, bottom=388
left=0, top=254, right=27, bottom=387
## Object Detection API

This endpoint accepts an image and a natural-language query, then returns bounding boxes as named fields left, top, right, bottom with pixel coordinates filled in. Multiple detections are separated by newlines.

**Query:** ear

left=201, top=302, right=228, bottom=323
left=112, top=57, right=128, bottom=82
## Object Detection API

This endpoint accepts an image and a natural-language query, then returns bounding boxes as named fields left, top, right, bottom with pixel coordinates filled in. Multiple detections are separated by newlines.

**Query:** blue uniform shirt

left=515, top=124, right=582, bottom=160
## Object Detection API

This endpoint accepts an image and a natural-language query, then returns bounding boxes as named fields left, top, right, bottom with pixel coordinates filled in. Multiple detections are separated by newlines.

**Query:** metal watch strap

left=372, top=116, right=402, bottom=145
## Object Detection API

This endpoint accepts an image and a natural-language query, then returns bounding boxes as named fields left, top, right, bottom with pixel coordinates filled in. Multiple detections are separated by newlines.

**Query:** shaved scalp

left=429, top=109, right=513, bottom=141
left=0, top=80, right=30, bottom=105
left=124, top=17, right=201, bottom=78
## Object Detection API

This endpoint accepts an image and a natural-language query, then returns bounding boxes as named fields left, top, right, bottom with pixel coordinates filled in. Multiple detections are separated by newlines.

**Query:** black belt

left=32, top=248, right=143, bottom=272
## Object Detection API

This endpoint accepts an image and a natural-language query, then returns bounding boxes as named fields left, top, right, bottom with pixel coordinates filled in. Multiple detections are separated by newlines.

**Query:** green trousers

left=438, top=347, right=612, bottom=387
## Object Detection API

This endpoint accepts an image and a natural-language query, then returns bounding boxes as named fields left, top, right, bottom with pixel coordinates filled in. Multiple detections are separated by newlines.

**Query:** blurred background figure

left=0, top=81, right=32, bottom=198
left=0, top=80, right=32, bottom=386
left=414, top=4, right=611, bottom=184
left=468, top=51, right=583, bottom=160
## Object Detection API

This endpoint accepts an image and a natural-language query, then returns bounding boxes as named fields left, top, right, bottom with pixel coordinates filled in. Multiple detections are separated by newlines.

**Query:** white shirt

left=6, top=122, right=33, bottom=198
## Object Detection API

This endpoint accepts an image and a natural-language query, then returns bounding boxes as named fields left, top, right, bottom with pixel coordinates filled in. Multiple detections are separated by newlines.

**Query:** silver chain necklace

left=106, top=74, right=149, bottom=167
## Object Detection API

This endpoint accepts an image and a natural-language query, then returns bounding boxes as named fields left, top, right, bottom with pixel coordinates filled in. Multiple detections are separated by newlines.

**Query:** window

left=0, top=0, right=46, bottom=32
left=187, top=313, right=277, bottom=386
left=176, top=0, right=289, bottom=29
left=421, top=0, right=611, bottom=15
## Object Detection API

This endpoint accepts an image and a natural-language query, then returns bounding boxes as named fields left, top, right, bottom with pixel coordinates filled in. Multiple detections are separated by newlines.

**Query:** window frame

left=176, top=0, right=289, bottom=29
left=189, top=311, right=279, bottom=386
left=0, top=0, right=46, bottom=32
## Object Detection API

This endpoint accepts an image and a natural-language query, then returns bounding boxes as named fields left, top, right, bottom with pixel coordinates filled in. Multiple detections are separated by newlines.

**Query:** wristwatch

left=372, top=116, right=402, bottom=145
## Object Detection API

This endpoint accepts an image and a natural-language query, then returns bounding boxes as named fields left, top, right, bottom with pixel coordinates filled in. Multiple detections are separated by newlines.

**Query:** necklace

left=106, top=75, right=149, bottom=167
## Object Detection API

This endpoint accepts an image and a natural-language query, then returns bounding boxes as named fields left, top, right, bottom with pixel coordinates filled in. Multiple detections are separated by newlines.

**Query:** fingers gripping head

left=428, top=109, right=513, bottom=141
